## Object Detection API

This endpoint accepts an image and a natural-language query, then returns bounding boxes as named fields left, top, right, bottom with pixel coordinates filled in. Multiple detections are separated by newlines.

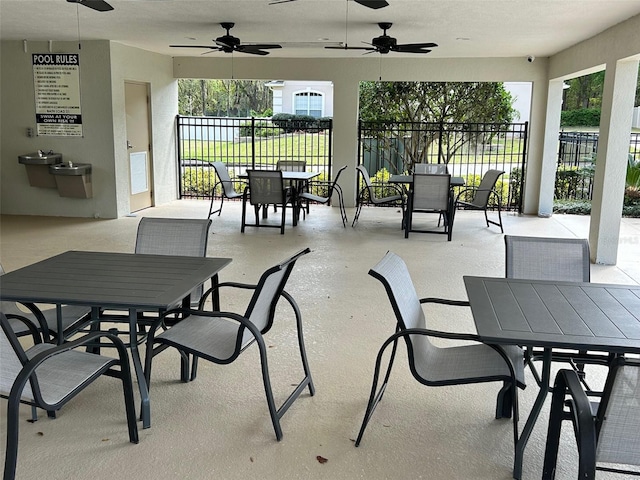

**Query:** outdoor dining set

left=207, top=160, right=505, bottom=240
left=1, top=170, right=640, bottom=480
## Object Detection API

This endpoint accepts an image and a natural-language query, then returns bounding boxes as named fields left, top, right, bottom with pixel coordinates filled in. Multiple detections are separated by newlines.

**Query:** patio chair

left=276, top=160, right=308, bottom=213
left=352, top=164, right=406, bottom=228
left=298, top=165, right=348, bottom=227
left=542, top=357, right=640, bottom=479
left=0, top=263, right=92, bottom=342
left=455, top=169, right=505, bottom=233
left=94, top=217, right=212, bottom=377
left=1, top=313, right=139, bottom=480
left=242, top=169, right=296, bottom=234
left=207, top=162, right=244, bottom=218
left=355, top=251, right=525, bottom=451
left=404, top=173, right=455, bottom=240
left=134, top=217, right=212, bottom=309
left=143, top=248, right=314, bottom=441
left=504, top=235, right=605, bottom=390
left=413, top=163, right=448, bottom=174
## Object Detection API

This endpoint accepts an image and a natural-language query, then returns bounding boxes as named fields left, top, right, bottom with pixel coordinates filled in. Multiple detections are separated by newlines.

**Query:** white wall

left=0, top=40, right=177, bottom=218
left=1, top=40, right=118, bottom=218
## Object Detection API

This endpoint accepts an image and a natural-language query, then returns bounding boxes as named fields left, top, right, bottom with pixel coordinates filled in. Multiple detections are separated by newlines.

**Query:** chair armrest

left=4, top=313, right=43, bottom=344
left=9, top=331, right=130, bottom=407
left=419, top=297, right=470, bottom=307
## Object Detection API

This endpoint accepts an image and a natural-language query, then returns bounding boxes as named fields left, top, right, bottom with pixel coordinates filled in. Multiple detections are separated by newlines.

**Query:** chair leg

left=355, top=335, right=400, bottom=447
left=4, top=390, right=22, bottom=480
left=255, top=335, right=283, bottom=441
left=118, top=353, right=140, bottom=444
left=281, top=291, right=315, bottom=397
left=352, top=201, right=363, bottom=227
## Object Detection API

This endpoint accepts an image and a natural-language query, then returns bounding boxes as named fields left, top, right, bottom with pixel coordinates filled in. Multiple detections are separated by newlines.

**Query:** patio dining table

left=0, top=250, right=232, bottom=428
left=463, top=275, right=640, bottom=479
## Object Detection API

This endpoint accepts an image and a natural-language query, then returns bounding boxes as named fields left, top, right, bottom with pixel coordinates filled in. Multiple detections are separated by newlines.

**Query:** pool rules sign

left=33, top=53, right=83, bottom=137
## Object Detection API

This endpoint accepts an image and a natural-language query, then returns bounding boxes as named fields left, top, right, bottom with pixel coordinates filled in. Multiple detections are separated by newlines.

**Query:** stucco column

left=537, top=79, right=565, bottom=216
left=331, top=77, right=360, bottom=208
left=589, top=58, right=639, bottom=264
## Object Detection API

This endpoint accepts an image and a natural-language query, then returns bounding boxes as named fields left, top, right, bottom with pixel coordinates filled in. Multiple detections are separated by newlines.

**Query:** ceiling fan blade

left=354, top=0, right=389, bottom=9
left=170, top=45, right=223, bottom=49
left=324, top=46, right=376, bottom=51
left=66, top=0, right=114, bottom=12
left=393, top=45, right=433, bottom=54
left=395, top=42, right=438, bottom=49
left=245, top=44, right=282, bottom=50
left=235, top=46, right=271, bottom=56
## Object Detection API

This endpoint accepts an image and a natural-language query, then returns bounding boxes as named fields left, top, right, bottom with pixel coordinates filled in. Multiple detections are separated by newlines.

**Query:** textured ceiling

left=1, top=0, right=640, bottom=59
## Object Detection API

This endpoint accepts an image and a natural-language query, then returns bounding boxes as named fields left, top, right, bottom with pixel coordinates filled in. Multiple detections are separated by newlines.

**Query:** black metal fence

left=176, top=115, right=638, bottom=208
left=556, top=131, right=640, bottom=201
left=358, top=121, right=529, bottom=212
left=177, top=115, right=333, bottom=199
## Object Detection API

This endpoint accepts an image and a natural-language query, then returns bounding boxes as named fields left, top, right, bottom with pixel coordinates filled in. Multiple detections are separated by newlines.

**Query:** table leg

left=513, top=348, right=552, bottom=479
left=56, top=304, right=63, bottom=344
left=128, top=307, right=151, bottom=428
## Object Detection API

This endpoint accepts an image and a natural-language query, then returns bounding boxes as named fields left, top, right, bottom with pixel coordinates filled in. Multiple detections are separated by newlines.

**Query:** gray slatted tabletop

left=464, top=276, right=640, bottom=479
left=0, top=251, right=232, bottom=428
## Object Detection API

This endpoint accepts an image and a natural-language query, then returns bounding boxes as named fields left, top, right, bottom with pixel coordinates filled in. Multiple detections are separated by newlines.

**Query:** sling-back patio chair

left=242, top=169, right=297, bottom=234
left=504, top=235, right=607, bottom=391
left=355, top=251, right=525, bottom=451
left=413, top=163, right=448, bottom=174
left=208, top=162, right=244, bottom=218
left=352, top=164, right=405, bottom=228
left=404, top=173, right=455, bottom=240
left=143, top=248, right=314, bottom=441
left=542, top=357, right=640, bottom=479
left=1, top=313, right=139, bottom=480
left=298, top=165, right=348, bottom=227
left=455, top=169, right=505, bottom=233
left=0, top=263, right=92, bottom=342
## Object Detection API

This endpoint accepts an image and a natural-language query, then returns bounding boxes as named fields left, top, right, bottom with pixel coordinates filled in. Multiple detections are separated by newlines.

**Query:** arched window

left=294, top=91, right=323, bottom=118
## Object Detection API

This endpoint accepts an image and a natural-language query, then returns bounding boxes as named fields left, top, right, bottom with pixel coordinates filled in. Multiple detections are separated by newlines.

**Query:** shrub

left=239, top=120, right=279, bottom=137
left=560, top=108, right=601, bottom=127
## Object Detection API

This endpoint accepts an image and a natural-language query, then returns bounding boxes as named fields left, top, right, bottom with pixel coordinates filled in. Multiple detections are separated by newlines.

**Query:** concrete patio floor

left=1, top=201, right=638, bottom=480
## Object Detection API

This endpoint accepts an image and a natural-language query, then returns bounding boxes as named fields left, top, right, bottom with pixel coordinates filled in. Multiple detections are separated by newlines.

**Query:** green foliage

left=560, top=108, right=601, bottom=127
left=554, top=167, right=593, bottom=200
left=359, top=81, right=518, bottom=172
left=627, top=154, right=640, bottom=188
left=178, top=79, right=273, bottom=117
left=270, top=114, right=331, bottom=133
left=563, top=71, right=605, bottom=111
left=181, top=167, right=215, bottom=197
left=553, top=200, right=593, bottom=215
left=509, top=167, right=523, bottom=208
left=239, top=120, right=280, bottom=138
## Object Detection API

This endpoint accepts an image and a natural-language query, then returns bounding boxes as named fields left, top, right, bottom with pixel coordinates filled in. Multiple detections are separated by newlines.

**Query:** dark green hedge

left=560, top=108, right=601, bottom=127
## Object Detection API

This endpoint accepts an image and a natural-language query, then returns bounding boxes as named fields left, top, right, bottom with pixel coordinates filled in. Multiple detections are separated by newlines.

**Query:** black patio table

left=463, top=275, right=640, bottom=480
left=0, top=250, right=232, bottom=428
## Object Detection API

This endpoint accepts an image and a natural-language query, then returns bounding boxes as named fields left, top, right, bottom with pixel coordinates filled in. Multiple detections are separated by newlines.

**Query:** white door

left=125, top=82, right=153, bottom=212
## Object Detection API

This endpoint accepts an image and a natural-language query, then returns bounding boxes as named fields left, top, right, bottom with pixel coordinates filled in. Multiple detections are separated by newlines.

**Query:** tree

left=359, top=81, right=517, bottom=169
left=178, top=79, right=273, bottom=117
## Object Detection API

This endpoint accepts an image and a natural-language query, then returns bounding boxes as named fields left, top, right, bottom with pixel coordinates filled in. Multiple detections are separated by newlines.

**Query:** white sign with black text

left=33, top=53, right=83, bottom=137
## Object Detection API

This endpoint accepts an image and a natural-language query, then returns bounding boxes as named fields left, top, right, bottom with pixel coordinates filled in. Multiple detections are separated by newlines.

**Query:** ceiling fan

left=270, top=0, right=389, bottom=8
left=66, top=0, right=114, bottom=12
left=170, top=23, right=282, bottom=56
left=326, top=22, right=437, bottom=54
